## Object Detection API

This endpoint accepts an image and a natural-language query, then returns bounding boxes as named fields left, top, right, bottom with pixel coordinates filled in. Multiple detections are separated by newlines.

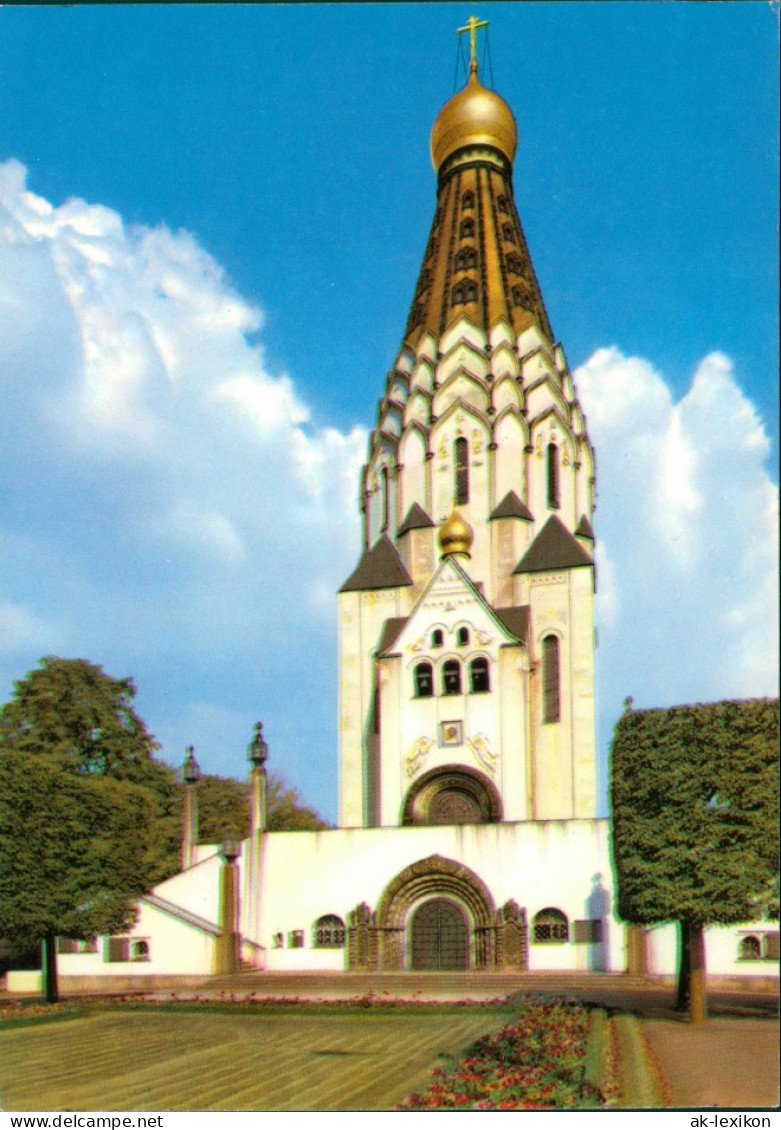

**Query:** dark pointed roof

left=494, top=605, right=530, bottom=643
left=376, top=616, right=409, bottom=656
left=513, top=515, right=594, bottom=574
left=339, top=535, right=413, bottom=593
left=490, top=491, right=533, bottom=521
left=398, top=502, right=435, bottom=536
left=575, top=515, right=595, bottom=540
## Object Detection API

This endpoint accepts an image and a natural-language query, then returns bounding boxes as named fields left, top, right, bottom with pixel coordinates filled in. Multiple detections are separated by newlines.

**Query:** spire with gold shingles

left=403, top=18, right=552, bottom=348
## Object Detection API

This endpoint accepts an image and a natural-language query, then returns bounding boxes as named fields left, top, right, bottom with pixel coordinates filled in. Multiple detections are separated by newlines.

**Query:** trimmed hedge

left=611, top=698, right=778, bottom=926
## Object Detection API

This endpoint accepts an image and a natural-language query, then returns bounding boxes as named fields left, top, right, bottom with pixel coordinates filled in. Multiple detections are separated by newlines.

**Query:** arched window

left=442, top=659, right=462, bottom=696
left=547, top=443, right=560, bottom=509
left=542, top=635, right=560, bottom=724
left=452, top=280, right=478, bottom=306
left=502, top=222, right=515, bottom=242
left=381, top=465, right=389, bottom=530
left=533, top=908, right=569, bottom=943
left=454, top=437, right=469, bottom=505
left=497, top=194, right=510, bottom=214
left=460, top=218, right=475, bottom=238
left=414, top=662, right=434, bottom=698
left=454, top=247, right=477, bottom=271
left=131, top=939, right=150, bottom=962
left=313, top=915, right=345, bottom=948
left=431, top=629, right=444, bottom=648
left=456, top=626, right=470, bottom=647
left=461, top=190, right=475, bottom=210
left=470, top=657, right=490, bottom=693
left=506, top=252, right=524, bottom=275
left=738, top=935, right=761, bottom=961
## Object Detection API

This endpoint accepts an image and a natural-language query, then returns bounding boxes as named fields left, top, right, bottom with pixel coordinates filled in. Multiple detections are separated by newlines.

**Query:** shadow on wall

left=585, top=872, right=611, bottom=972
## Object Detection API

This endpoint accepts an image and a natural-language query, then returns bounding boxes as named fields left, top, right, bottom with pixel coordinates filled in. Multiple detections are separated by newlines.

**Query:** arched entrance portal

left=410, top=898, right=468, bottom=970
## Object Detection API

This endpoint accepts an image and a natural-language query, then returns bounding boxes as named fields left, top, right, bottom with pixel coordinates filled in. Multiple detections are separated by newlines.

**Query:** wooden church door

left=410, top=898, right=468, bottom=970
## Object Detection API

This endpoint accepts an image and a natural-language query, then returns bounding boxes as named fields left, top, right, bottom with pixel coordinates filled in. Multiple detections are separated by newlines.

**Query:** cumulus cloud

left=576, top=346, right=778, bottom=725
left=0, top=159, right=366, bottom=813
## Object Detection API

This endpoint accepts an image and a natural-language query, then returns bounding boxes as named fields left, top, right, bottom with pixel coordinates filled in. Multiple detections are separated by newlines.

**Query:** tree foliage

left=611, top=697, right=779, bottom=928
left=193, top=771, right=330, bottom=842
left=0, top=751, right=156, bottom=944
left=0, top=656, right=182, bottom=882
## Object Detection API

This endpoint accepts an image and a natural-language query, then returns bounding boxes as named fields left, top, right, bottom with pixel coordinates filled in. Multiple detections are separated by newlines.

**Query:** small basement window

left=573, top=920, right=603, bottom=944
left=313, top=915, right=346, bottom=948
left=532, top=908, right=569, bottom=944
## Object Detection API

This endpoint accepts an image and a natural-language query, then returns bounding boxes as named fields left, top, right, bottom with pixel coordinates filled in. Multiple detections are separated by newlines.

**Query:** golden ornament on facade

left=438, top=509, right=474, bottom=558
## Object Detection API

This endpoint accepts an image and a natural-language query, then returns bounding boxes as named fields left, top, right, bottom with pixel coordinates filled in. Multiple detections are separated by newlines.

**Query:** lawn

left=0, top=1007, right=519, bottom=1111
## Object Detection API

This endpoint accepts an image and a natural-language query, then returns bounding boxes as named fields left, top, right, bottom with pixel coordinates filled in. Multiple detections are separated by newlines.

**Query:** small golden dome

left=438, top=509, right=474, bottom=558
left=430, top=74, right=518, bottom=171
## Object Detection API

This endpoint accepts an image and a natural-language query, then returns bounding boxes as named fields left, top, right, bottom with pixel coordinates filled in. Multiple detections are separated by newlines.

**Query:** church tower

left=338, top=22, right=597, bottom=831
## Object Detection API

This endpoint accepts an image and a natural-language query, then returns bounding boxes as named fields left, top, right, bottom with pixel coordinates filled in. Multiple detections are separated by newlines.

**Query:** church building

left=33, top=23, right=773, bottom=988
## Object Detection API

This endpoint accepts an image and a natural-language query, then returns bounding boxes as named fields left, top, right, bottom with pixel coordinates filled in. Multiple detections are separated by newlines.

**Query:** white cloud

left=577, top=345, right=779, bottom=722
left=0, top=159, right=367, bottom=810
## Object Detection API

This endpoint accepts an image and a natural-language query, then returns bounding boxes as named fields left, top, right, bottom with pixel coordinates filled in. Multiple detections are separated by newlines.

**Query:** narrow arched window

left=431, top=629, right=444, bottom=648
left=442, top=660, right=462, bottom=696
left=461, top=190, right=475, bottom=210
left=454, top=437, right=469, bottom=505
left=456, top=627, right=469, bottom=647
left=460, top=218, right=474, bottom=238
left=502, top=222, right=515, bottom=242
left=542, top=635, right=560, bottom=724
left=497, top=194, right=510, bottom=214
left=414, top=662, right=434, bottom=698
left=533, top=908, right=569, bottom=943
left=547, top=443, right=560, bottom=509
left=381, top=465, right=389, bottom=530
left=470, top=657, right=490, bottom=693
left=506, top=252, right=524, bottom=275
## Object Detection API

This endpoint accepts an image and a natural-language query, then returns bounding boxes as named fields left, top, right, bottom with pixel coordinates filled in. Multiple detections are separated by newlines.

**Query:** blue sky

left=0, top=4, right=778, bottom=823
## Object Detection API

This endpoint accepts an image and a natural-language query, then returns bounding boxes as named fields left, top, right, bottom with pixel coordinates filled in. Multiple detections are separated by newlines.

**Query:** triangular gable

left=490, top=490, right=533, bottom=521
left=339, top=535, right=413, bottom=593
left=398, top=502, right=435, bottom=536
left=513, top=515, right=594, bottom=574
left=383, top=556, right=523, bottom=657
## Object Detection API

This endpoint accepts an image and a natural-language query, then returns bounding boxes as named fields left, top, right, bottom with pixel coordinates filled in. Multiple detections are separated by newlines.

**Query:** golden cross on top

left=457, top=14, right=489, bottom=77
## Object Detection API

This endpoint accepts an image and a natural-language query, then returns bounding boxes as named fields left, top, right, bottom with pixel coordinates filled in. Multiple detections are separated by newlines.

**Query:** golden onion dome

left=430, top=73, right=518, bottom=171
left=438, top=509, right=474, bottom=559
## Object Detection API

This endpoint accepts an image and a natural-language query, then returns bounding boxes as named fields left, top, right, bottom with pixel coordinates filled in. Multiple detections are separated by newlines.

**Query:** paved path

left=642, top=1017, right=779, bottom=1109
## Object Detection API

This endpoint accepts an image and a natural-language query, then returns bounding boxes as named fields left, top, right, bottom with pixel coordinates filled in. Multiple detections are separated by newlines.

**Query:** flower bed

left=396, top=996, right=604, bottom=1110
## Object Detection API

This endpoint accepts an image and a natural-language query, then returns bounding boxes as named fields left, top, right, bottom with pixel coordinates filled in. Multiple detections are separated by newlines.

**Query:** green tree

left=611, top=697, right=779, bottom=1024
left=192, top=771, right=329, bottom=842
left=0, top=656, right=182, bottom=999
left=0, top=656, right=181, bottom=882
left=0, top=749, right=158, bottom=1002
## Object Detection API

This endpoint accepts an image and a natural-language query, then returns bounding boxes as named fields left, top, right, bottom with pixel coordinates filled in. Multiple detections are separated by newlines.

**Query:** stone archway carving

left=401, top=765, right=503, bottom=826
left=375, top=854, right=497, bottom=970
